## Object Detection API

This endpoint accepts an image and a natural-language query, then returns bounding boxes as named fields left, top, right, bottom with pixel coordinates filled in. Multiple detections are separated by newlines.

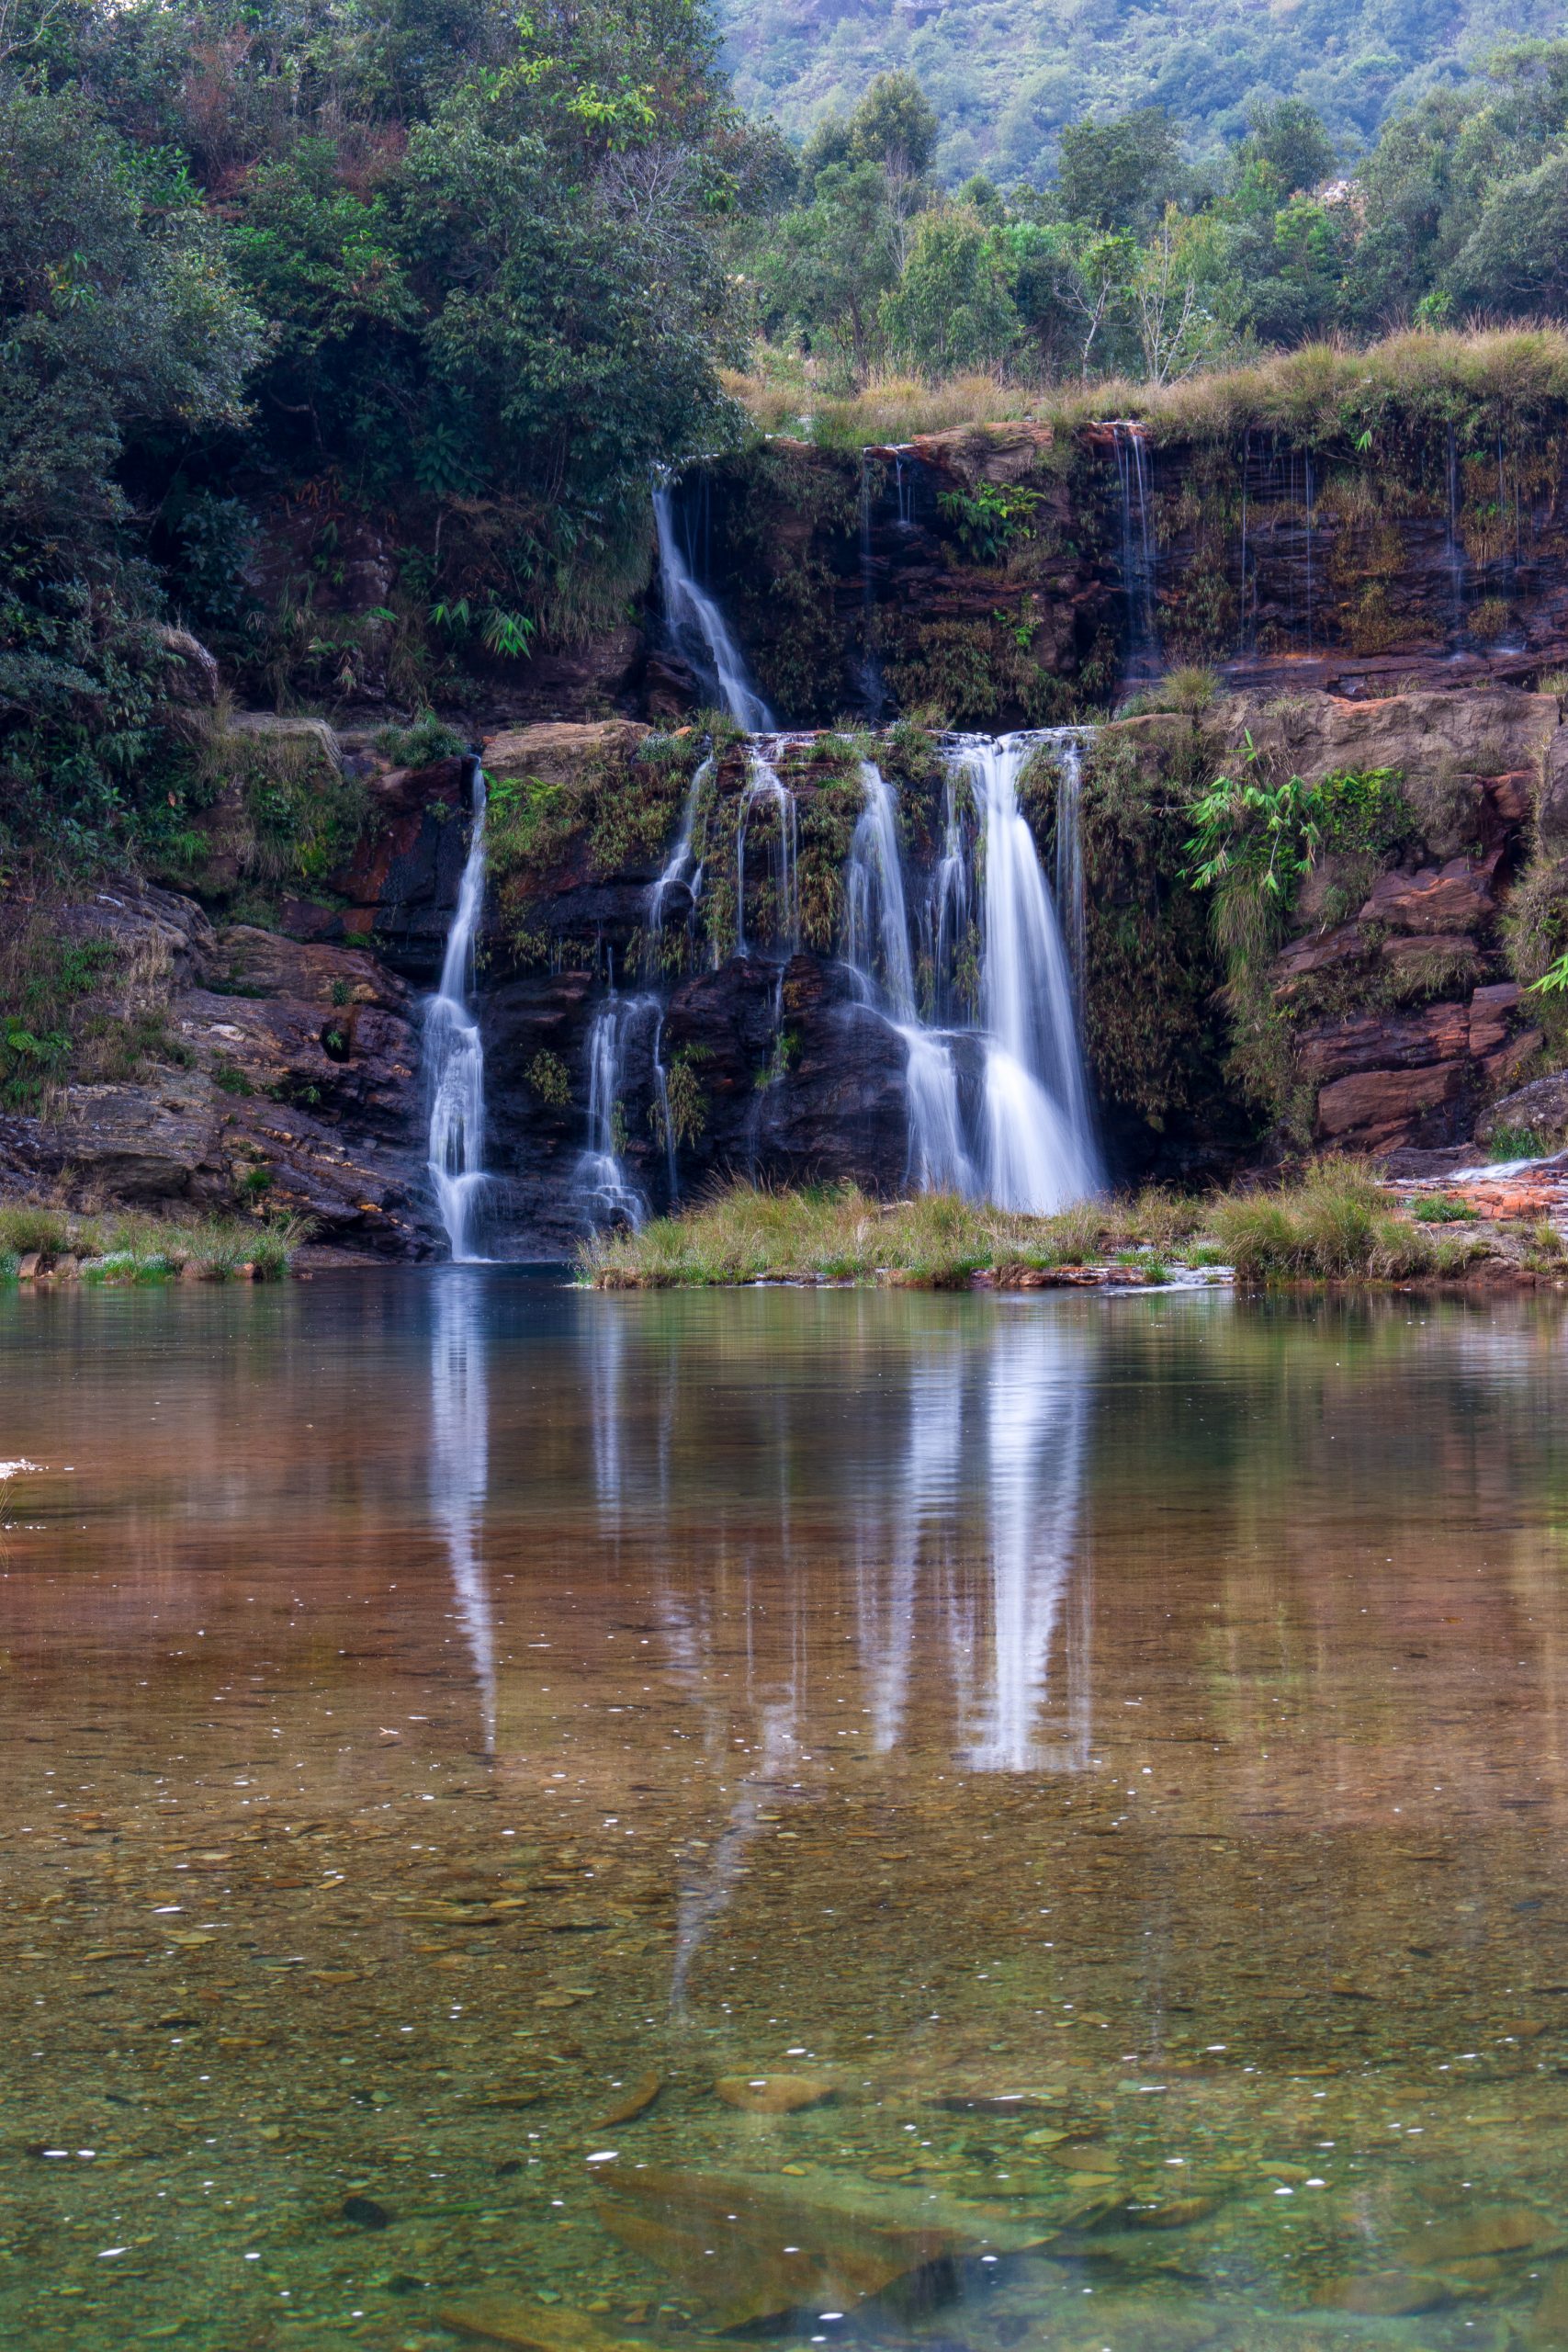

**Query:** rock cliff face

left=654, top=422, right=1568, bottom=734
left=11, top=679, right=1566, bottom=1254
left=16, top=406, right=1568, bottom=1251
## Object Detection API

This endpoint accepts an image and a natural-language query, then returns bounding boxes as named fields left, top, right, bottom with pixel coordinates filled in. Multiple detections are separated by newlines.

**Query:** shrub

left=1489, top=1124, right=1548, bottom=1160
left=375, top=711, right=468, bottom=767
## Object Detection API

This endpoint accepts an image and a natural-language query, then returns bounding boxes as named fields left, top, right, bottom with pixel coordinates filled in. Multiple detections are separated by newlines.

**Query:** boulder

left=482, top=718, right=649, bottom=784
left=1475, top=1069, right=1568, bottom=1148
left=156, top=626, right=220, bottom=705
left=1359, top=853, right=1501, bottom=934
left=1224, top=687, right=1560, bottom=786
left=1316, top=1061, right=1470, bottom=1150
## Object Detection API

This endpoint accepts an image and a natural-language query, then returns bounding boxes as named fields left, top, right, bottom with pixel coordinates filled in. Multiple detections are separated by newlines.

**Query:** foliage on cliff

left=0, top=0, right=761, bottom=868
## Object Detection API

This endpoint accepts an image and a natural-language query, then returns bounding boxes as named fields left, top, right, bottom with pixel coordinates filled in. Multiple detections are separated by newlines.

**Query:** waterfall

left=837, top=740, right=1099, bottom=1211
left=577, top=989, right=659, bottom=1227
left=857, top=454, right=885, bottom=721
left=1446, top=423, right=1465, bottom=629
left=652, top=482, right=774, bottom=729
left=950, top=734, right=1102, bottom=1214
left=649, top=752, right=713, bottom=934
left=424, top=757, right=490, bottom=1261
left=1111, top=422, right=1158, bottom=673
left=844, top=762, right=976, bottom=1193
left=735, top=748, right=798, bottom=957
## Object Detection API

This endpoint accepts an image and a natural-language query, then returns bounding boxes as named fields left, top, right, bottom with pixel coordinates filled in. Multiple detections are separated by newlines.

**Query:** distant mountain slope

left=719, top=0, right=1565, bottom=181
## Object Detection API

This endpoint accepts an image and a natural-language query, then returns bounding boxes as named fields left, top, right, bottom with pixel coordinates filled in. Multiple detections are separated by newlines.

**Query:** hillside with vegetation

left=718, top=0, right=1565, bottom=184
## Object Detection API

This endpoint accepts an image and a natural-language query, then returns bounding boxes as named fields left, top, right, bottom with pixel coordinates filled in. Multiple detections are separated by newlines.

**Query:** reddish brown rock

left=1469, top=981, right=1524, bottom=1058
left=1297, top=1002, right=1472, bottom=1084
left=1359, top=852, right=1501, bottom=934
left=1315, top=1061, right=1469, bottom=1149
left=1270, top=923, right=1370, bottom=995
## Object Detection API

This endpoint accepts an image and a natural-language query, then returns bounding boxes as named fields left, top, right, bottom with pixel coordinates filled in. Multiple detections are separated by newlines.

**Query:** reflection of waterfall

left=854, top=1317, right=1095, bottom=1771
left=578, top=989, right=660, bottom=1228
left=653, top=482, right=773, bottom=729
left=856, top=1354, right=964, bottom=1753
left=956, top=1317, right=1091, bottom=1772
left=670, top=1701, right=797, bottom=2018
left=424, top=758, right=490, bottom=1261
left=430, top=1271, right=495, bottom=1756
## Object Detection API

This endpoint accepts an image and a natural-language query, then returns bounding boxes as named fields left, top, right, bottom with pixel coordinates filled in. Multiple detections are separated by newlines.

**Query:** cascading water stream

left=652, top=483, right=774, bottom=729
left=424, top=757, right=491, bottom=1261
left=735, top=749, right=798, bottom=957
left=949, top=733, right=1102, bottom=1213
left=578, top=986, right=659, bottom=1228
left=648, top=753, right=713, bottom=934
left=1052, top=731, right=1088, bottom=996
left=1112, top=423, right=1159, bottom=673
left=844, top=761, right=974, bottom=1193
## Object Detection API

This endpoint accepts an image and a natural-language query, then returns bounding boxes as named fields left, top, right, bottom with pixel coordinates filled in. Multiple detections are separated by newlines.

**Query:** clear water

left=6, top=1275, right=1568, bottom=2348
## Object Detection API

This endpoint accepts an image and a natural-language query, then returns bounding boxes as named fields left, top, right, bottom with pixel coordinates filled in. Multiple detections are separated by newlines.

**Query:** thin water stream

left=6, top=1279, right=1568, bottom=2347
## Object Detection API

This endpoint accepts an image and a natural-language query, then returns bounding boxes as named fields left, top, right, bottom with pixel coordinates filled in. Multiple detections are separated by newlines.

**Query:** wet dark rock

left=0, top=884, right=435, bottom=1254
left=340, top=2193, right=392, bottom=2228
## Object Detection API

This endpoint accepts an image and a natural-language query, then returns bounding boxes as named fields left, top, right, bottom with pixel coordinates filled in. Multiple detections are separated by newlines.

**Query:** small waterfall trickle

left=952, top=734, right=1102, bottom=1214
left=653, top=482, right=773, bottom=729
left=1446, top=423, right=1466, bottom=630
left=1051, top=732, right=1089, bottom=997
left=857, top=453, right=886, bottom=721
left=1112, top=422, right=1159, bottom=673
left=578, top=987, right=658, bottom=1227
left=648, top=752, right=713, bottom=934
left=735, top=748, right=798, bottom=957
left=424, top=757, right=491, bottom=1261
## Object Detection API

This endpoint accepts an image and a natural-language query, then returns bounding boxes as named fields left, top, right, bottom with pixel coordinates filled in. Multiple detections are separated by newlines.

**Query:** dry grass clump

left=728, top=326, right=1568, bottom=457
left=581, top=1179, right=1210, bottom=1289
left=1207, top=1160, right=1481, bottom=1282
left=0, top=1202, right=310, bottom=1282
left=723, top=362, right=1043, bottom=449
left=584, top=1165, right=1490, bottom=1290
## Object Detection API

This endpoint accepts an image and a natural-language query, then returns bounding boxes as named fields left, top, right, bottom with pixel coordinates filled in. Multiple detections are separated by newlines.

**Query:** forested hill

left=720, top=0, right=1564, bottom=182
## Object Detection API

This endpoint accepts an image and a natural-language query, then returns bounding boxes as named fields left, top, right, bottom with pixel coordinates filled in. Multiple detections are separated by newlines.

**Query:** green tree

left=1055, top=107, right=1184, bottom=232
left=879, top=204, right=1021, bottom=374
left=0, top=77, right=258, bottom=858
left=753, top=159, right=898, bottom=374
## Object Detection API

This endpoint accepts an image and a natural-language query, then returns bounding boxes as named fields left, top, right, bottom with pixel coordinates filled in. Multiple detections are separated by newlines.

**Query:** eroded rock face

left=0, top=894, right=434, bottom=1256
